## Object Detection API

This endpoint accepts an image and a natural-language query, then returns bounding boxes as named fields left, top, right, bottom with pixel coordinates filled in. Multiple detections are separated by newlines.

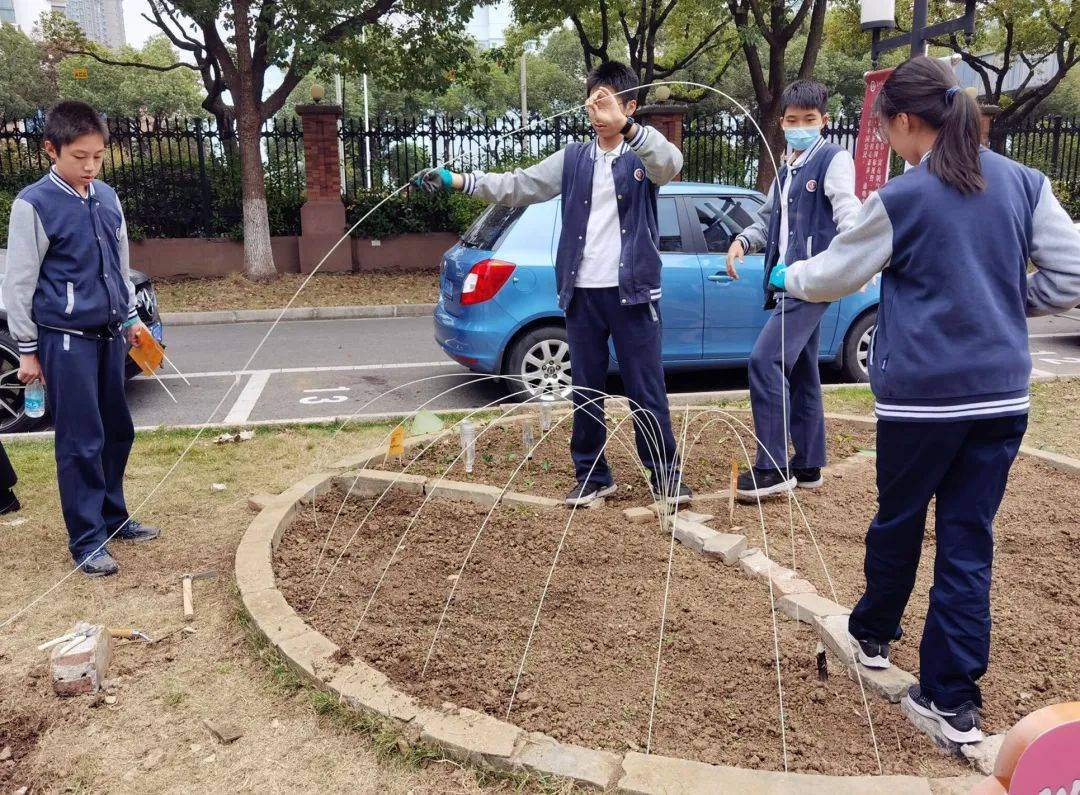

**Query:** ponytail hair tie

left=944, top=86, right=961, bottom=104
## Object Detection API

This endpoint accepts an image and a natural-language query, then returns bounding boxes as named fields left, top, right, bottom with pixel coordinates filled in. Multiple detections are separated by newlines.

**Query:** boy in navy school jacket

left=772, top=57, right=1080, bottom=744
left=4, top=101, right=163, bottom=577
left=726, top=80, right=862, bottom=500
left=419, top=61, right=692, bottom=508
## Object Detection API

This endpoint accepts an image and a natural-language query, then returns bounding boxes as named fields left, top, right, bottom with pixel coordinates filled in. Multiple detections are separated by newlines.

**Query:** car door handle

left=707, top=273, right=734, bottom=283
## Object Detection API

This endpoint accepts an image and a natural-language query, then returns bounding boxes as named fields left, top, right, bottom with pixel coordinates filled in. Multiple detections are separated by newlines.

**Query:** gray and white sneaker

left=78, top=548, right=119, bottom=578
left=564, top=481, right=617, bottom=507
left=849, top=633, right=891, bottom=669
left=904, top=685, right=984, bottom=744
left=115, top=519, right=161, bottom=543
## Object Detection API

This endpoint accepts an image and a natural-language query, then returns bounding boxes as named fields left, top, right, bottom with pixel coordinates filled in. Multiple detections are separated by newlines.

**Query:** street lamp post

left=861, top=0, right=977, bottom=64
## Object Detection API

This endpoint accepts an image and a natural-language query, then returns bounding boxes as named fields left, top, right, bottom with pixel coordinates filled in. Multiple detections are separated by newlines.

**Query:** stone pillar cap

left=635, top=102, right=690, bottom=117
left=295, top=103, right=343, bottom=117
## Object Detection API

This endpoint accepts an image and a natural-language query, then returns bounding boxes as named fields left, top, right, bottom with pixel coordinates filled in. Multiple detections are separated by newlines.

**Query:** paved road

left=118, top=311, right=1080, bottom=430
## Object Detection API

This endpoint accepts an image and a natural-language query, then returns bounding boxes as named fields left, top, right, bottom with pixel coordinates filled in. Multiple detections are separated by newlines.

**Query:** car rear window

left=461, top=205, right=525, bottom=250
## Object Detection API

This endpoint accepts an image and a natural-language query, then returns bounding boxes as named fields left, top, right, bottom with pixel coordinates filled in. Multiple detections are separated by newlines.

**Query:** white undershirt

left=575, top=141, right=627, bottom=288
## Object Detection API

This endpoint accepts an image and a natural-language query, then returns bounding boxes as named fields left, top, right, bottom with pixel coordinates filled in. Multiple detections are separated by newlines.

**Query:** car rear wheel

left=840, top=310, right=876, bottom=383
left=504, top=325, right=573, bottom=402
left=0, top=330, right=46, bottom=433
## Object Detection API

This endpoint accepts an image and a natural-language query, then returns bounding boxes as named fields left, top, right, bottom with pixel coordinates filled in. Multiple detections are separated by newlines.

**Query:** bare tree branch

left=62, top=49, right=200, bottom=72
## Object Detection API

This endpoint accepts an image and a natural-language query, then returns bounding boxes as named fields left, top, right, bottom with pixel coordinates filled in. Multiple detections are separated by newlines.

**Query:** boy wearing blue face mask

left=726, top=80, right=861, bottom=499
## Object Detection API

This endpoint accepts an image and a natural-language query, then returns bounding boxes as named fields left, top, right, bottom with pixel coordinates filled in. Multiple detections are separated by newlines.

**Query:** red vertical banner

left=854, top=67, right=894, bottom=200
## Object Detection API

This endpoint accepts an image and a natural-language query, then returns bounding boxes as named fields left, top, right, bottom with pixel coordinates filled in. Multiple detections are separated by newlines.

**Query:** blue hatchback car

left=434, top=182, right=879, bottom=400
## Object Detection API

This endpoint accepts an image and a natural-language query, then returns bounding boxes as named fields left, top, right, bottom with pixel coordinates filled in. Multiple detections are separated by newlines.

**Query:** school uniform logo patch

left=805, top=179, right=818, bottom=193
left=633, top=168, right=645, bottom=182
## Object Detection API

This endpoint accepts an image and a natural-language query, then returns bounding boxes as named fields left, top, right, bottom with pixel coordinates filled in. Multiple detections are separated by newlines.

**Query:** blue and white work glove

left=415, top=168, right=453, bottom=194
left=768, top=263, right=788, bottom=291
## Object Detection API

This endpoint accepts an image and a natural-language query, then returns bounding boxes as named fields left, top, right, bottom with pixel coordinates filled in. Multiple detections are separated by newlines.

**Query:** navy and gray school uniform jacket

left=785, top=149, right=1080, bottom=422
left=461, top=124, right=683, bottom=311
left=736, top=138, right=861, bottom=309
left=4, top=169, right=138, bottom=354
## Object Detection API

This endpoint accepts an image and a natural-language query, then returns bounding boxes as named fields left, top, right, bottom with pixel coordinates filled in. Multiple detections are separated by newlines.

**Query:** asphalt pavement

left=119, top=311, right=1080, bottom=430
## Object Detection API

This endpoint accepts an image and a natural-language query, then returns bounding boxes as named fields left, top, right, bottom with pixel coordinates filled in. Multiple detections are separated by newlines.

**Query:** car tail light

left=461, top=259, right=516, bottom=305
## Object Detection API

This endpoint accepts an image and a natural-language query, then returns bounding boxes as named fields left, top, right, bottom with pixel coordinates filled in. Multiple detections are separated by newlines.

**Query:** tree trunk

left=232, top=0, right=276, bottom=281
left=237, top=110, right=276, bottom=281
left=756, top=112, right=785, bottom=193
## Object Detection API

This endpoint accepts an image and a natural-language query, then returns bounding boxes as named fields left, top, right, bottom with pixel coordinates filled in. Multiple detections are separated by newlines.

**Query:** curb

left=160, top=303, right=436, bottom=326
left=234, top=413, right=1050, bottom=791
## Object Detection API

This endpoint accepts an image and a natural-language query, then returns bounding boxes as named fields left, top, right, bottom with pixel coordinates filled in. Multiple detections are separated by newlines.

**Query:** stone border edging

left=232, top=409, right=1072, bottom=791
left=161, top=303, right=436, bottom=326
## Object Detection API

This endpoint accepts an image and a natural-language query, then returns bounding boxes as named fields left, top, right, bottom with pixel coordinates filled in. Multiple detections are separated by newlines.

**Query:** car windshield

left=461, top=205, right=525, bottom=250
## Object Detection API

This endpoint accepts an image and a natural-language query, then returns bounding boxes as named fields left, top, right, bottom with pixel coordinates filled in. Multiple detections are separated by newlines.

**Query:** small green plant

left=160, top=680, right=187, bottom=709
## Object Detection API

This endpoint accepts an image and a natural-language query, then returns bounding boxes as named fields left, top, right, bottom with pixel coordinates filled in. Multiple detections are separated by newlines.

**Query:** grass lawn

left=155, top=271, right=440, bottom=313
left=0, top=378, right=1075, bottom=792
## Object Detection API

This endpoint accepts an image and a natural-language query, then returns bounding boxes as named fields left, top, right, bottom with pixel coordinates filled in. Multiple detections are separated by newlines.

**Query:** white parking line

left=144, top=360, right=461, bottom=381
left=222, top=371, right=272, bottom=424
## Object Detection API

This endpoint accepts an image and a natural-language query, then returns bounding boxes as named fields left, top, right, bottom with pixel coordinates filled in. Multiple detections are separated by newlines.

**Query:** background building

left=466, top=0, right=511, bottom=50
left=64, top=0, right=125, bottom=49
left=2, top=0, right=50, bottom=34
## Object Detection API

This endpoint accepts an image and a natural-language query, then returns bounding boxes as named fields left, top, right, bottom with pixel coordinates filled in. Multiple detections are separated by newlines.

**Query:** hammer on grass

left=180, top=570, right=217, bottom=621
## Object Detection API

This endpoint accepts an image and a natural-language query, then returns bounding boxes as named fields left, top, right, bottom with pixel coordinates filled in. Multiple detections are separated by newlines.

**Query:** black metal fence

left=0, top=116, right=306, bottom=237
left=3, top=112, right=1077, bottom=240
left=681, top=111, right=862, bottom=185
left=339, top=114, right=594, bottom=194
left=1003, top=115, right=1080, bottom=185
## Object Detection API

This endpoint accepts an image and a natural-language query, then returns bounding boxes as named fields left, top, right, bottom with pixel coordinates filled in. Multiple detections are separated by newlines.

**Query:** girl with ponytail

left=768, top=55, right=1080, bottom=744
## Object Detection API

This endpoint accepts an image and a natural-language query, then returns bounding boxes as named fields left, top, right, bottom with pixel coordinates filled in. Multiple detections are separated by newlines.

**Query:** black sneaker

left=114, top=519, right=160, bottom=543
left=792, top=467, right=823, bottom=489
left=735, top=467, right=796, bottom=501
left=904, top=685, right=984, bottom=744
left=848, top=632, right=891, bottom=669
left=0, top=489, right=20, bottom=515
left=564, top=481, right=617, bottom=507
left=78, top=548, right=119, bottom=578
left=651, top=478, right=693, bottom=507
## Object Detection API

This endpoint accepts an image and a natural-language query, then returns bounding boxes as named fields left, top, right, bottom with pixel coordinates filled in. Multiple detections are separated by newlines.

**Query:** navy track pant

left=748, top=296, right=829, bottom=472
left=564, top=287, right=680, bottom=488
left=848, top=414, right=1027, bottom=708
left=38, top=328, right=134, bottom=563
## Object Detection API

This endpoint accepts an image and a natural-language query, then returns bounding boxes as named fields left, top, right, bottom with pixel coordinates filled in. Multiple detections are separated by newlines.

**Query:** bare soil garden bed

left=373, top=412, right=877, bottom=507
left=744, top=452, right=1080, bottom=734
left=275, top=480, right=978, bottom=777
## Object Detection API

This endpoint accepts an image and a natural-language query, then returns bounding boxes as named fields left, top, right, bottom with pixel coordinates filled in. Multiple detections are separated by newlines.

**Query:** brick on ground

left=623, top=506, right=655, bottom=524
left=776, top=592, right=850, bottom=624
left=701, top=533, right=746, bottom=564
left=419, top=706, right=521, bottom=764
left=815, top=614, right=916, bottom=702
left=506, top=732, right=621, bottom=789
left=618, top=752, right=933, bottom=794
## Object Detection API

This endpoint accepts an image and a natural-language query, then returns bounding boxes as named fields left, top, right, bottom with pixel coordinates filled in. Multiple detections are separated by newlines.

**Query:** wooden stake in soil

left=729, top=459, right=738, bottom=526
left=384, top=426, right=405, bottom=465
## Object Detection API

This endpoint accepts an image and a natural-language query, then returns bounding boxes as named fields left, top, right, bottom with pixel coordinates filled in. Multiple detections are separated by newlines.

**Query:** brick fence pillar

left=296, top=102, right=351, bottom=273
left=634, top=103, right=689, bottom=180
left=978, top=104, right=1002, bottom=148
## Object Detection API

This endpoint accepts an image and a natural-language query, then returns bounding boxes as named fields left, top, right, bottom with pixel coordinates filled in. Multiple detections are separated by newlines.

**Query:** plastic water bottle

left=459, top=420, right=475, bottom=474
left=24, top=382, right=45, bottom=418
left=521, top=422, right=535, bottom=459
left=539, top=400, right=553, bottom=432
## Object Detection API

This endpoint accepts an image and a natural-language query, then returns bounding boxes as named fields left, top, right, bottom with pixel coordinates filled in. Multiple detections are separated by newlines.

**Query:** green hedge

left=344, top=190, right=485, bottom=239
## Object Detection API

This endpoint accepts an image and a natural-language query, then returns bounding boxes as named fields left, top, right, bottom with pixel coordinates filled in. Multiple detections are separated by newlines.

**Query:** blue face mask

left=784, top=126, right=822, bottom=151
